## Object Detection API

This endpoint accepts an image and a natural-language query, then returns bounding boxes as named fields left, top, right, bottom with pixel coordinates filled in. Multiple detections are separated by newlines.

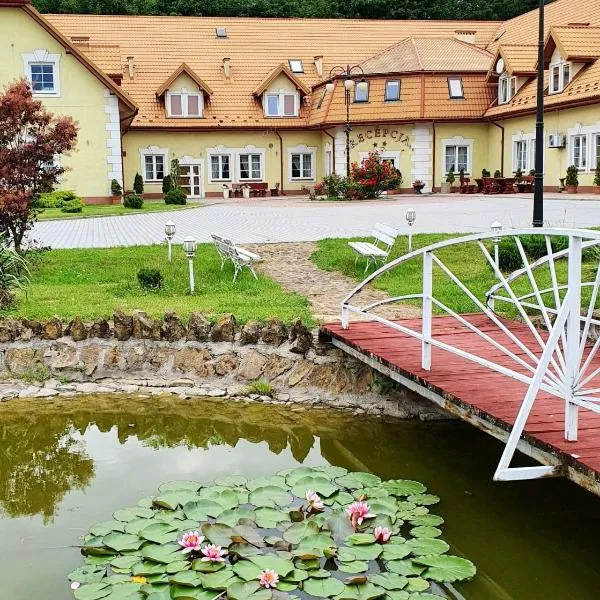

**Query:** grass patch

left=242, top=379, right=275, bottom=396
left=311, top=233, right=596, bottom=316
left=2, top=244, right=313, bottom=325
left=37, top=201, right=196, bottom=221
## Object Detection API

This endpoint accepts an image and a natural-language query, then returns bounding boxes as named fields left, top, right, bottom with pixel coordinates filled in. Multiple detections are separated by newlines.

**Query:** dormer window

left=498, top=74, right=516, bottom=104
left=167, top=91, right=203, bottom=118
left=549, top=60, right=571, bottom=93
left=264, top=92, right=298, bottom=117
left=448, top=78, right=464, bottom=99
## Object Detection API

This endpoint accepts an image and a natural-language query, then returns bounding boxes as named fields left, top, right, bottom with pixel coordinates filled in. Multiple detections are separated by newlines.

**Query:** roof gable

left=544, top=25, right=600, bottom=65
left=156, top=63, right=214, bottom=97
left=252, top=64, right=310, bottom=96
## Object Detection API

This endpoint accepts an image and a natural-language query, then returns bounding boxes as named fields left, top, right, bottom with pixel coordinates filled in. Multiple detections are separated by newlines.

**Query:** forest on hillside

left=32, top=0, right=546, bottom=21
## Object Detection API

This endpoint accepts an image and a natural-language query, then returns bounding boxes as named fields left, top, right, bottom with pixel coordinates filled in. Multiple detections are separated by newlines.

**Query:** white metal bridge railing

left=341, top=228, right=600, bottom=482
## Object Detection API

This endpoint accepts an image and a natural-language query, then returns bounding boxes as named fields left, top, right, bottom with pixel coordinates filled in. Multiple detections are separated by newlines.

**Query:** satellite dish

left=495, top=58, right=505, bottom=74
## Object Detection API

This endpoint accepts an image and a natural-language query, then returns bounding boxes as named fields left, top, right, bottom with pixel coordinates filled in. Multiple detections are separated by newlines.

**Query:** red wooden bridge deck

left=322, top=314, right=600, bottom=496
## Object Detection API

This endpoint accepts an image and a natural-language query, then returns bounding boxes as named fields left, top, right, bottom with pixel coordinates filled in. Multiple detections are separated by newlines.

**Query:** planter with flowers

left=349, top=150, right=402, bottom=199
left=412, top=180, right=425, bottom=194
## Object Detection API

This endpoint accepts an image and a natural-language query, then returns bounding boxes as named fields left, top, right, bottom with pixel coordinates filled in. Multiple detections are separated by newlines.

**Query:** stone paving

left=31, top=194, right=600, bottom=249
left=247, top=242, right=420, bottom=322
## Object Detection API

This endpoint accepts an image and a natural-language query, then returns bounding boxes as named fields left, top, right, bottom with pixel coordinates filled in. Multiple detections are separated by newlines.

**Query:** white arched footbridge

left=323, top=228, right=600, bottom=493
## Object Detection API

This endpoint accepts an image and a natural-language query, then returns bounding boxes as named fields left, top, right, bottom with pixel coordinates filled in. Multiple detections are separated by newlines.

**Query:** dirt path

left=247, top=242, right=420, bottom=323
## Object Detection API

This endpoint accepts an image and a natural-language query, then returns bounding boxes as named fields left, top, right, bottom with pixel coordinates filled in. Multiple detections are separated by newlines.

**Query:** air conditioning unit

left=549, top=134, right=566, bottom=148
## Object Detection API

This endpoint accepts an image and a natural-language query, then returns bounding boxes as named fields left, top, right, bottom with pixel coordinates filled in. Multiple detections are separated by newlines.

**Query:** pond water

left=1, top=395, right=599, bottom=599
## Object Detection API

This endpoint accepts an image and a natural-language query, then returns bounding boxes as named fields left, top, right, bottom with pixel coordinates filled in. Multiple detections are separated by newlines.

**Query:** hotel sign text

left=350, top=128, right=410, bottom=148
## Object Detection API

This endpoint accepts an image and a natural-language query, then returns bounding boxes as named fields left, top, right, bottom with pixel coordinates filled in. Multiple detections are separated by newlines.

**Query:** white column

left=411, top=124, right=433, bottom=192
left=104, top=89, right=123, bottom=192
left=332, top=127, right=347, bottom=176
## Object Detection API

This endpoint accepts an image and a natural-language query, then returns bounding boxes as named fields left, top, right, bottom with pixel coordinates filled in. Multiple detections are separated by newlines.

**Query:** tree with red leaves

left=0, top=79, right=78, bottom=252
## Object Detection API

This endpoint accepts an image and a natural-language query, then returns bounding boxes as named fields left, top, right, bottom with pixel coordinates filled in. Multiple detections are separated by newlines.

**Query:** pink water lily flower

left=305, top=489, right=324, bottom=512
left=201, top=544, right=227, bottom=562
left=346, top=501, right=375, bottom=528
left=374, top=526, right=392, bottom=543
left=178, top=531, right=205, bottom=553
left=259, top=569, right=279, bottom=589
left=70, top=582, right=81, bottom=591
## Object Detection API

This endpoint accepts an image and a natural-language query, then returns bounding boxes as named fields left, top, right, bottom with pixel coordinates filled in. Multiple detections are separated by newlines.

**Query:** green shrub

left=137, top=267, right=163, bottom=290
left=243, top=379, right=274, bottom=396
left=0, top=237, right=30, bottom=309
left=133, top=172, right=144, bottom=195
left=314, top=173, right=348, bottom=199
left=60, top=198, right=84, bottom=213
left=520, top=234, right=548, bottom=260
left=446, top=168, right=455, bottom=184
left=111, top=179, right=122, bottom=197
left=494, top=169, right=502, bottom=178
left=164, top=188, right=187, bottom=205
left=594, top=159, right=600, bottom=187
left=162, top=175, right=173, bottom=194
left=497, top=239, right=523, bottom=272
left=37, top=189, right=79, bottom=208
left=124, top=193, right=144, bottom=209
left=565, top=165, right=579, bottom=187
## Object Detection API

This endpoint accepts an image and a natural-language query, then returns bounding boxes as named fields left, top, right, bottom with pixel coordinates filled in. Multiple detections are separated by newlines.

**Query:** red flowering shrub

left=349, top=151, right=402, bottom=199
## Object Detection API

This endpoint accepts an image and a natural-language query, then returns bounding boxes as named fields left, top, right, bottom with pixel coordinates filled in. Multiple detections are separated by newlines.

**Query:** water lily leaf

left=249, top=555, right=295, bottom=577
left=140, top=522, right=179, bottom=544
left=183, top=499, right=225, bottom=521
left=408, top=594, right=446, bottom=599
left=324, top=491, right=355, bottom=507
left=103, top=574, right=132, bottom=584
left=368, top=573, right=408, bottom=591
left=111, top=556, right=140, bottom=571
left=249, top=485, right=293, bottom=508
left=283, top=569, right=309, bottom=583
left=407, top=495, right=439, bottom=507
left=335, top=582, right=386, bottom=599
left=291, top=476, right=337, bottom=499
left=132, top=561, right=167, bottom=576
left=113, top=507, right=153, bottom=523
left=158, top=481, right=202, bottom=493
left=382, top=591, right=409, bottom=600
left=283, top=520, right=320, bottom=544
left=344, top=544, right=382, bottom=561
left=382, top=481, right=426, bottom=498
left=381, top=544, right=411, bottom=561
left=385, top=561, right=425, bottom=577
left=326, top=513, right=355, bottom=544
left=232, top=524, right=265, bottom=547
left=412, top=555, right=476, bottom=582
left=214, top=475, right=247, bottom=487
left=254, top=507, right=288, bottom=529
left=296, top=533, right=335, bottom=553
left=169, top=571, right=204, bottom=587
left=103, top=582, right=143, bottom=599
left=228, top=543, right=262, bottom=559
left=227, top=581, right=271, bottom=600
left=232, top=560, right=262, bottom=581
left=216, top=507, right=255, bottom=527
left=304, top=576, right=345, bottom=597
left=73, top=582, right=111, bottom=600
left=103, top=533, right=145, bottom=552
left=123, top=519, right=154, bottom=536
left=315, top=465, right=348, bottom=479
left=170, top=585, right=218, bottom=599
left=199, top=487, right=240, bottom=511
left=285, top=467, right=328, bottom=486
left=338, top=560, right=369, bottom=573
left=406, top=538, right=449, bottom=556
left=191, top=559, right=226, bottom=573
left=199, top=568, right=239, bottom=590
left=246, top=476, right=288, bottom=491
left=142, top=543, right=182, bottom=564
left=409, top=527, right=441, bottom=539
left=407, top=515, right=444, bottom=527
left=166, top=561, right=191, bottom=574
left=404, top=577, right=429, bottom=592
left=153, top=492, right=198, bottom=511
left=336, top=473, right=382, bottom=491
left=276, top=580, right=298, bottom=591
left=346, top=533, right=375, bottom=546
left=68, top=565, right=106, bottom=584
left=89, top=521, right=126, bottom=537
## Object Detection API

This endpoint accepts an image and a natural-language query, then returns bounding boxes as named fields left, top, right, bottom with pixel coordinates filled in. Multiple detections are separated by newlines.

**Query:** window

left=291, top=153, right=314, bottom=180
left=167, top=92, right=202, bottom=117
left=210, top=154, right=231, bottom=181
left=264, top=92, right=298, bottom=117
left=445, top=145, right=469, bottom=173
left=385, top=80, right=400, bottom=101
left=594, top=133, right=600, bottom=168
left=499, top=75, right=516, bottom=104
left=30, top=64, right=55, bottom=93
left=549, top=61, right=572, bottom=93
left=288, top=59, right=304, bottom=73
left=571, top=134, right=588, bottom=169
left=354, top=82, right=369, bottom=103
left=448, top=78, right=464, bottom=99
left=514, top=140, right=528, bottom=172
left=143, top=154, right=165, bottom=181
left=239, top=154, right=262, bottom=180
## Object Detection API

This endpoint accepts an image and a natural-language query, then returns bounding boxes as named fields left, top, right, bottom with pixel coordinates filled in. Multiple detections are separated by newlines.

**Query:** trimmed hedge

left=164, top=188, right=187, bottom=205
left=123, top=193, right=144, bottom=209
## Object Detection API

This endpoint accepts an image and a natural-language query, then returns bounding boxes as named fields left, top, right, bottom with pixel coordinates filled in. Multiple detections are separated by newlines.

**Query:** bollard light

left=165, top=221, right=176, bottom=262
left=183, top=237, right=197, bottom=293
left=405, top=208, right=417, bottom=252
left=491, top=220, right=502, bottom=268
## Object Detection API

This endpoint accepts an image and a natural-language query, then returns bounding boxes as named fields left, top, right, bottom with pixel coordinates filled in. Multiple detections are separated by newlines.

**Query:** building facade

left=1, top=0, right=600, bottom=201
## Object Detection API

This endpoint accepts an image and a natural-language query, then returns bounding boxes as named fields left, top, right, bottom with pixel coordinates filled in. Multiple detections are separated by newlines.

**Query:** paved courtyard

left=32, top=194, right=600, bottom=249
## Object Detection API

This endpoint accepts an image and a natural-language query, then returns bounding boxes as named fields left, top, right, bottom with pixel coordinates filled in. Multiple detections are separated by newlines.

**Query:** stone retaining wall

left=0, top=311, right=447, bottom=419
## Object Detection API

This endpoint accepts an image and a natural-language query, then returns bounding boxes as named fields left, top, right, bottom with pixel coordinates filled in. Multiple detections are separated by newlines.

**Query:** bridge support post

left=422, top=251, right=432, bottom=370
left=565, top=236, right=582, bottom=441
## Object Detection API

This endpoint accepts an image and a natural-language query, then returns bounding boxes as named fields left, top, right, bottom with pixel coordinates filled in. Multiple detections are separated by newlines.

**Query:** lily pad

left=303, top=576, right=345, bottom=596
left=412, top=555, right=476, bottom=582
left=249, top=485, right=293, bottom=508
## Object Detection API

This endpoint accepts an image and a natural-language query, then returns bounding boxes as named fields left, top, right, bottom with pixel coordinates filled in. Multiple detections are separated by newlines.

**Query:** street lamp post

left=532, top=0, right=545, bottom=227
left=165, top=221, right=176, bottom=262
left=405, top=208, right=417, bottom=252
left=491, top=220, right=502, bottom=267
left=325, top=65, right=367, bottom=176
left=183, top=237, right=197, bottom=293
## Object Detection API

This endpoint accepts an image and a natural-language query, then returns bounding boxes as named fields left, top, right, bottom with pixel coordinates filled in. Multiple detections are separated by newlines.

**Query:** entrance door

left=180, top=164, right=203, bottom=198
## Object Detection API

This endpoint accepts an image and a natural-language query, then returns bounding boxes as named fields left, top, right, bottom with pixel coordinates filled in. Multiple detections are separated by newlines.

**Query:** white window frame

left=238, top=150, right=265, bottom=181
left=385, top=80, right=400, bottom=102
left=571, top=134, right=588, bottom=170
left=22, top=49, right=61, bottom=97
left=208, top=153, right=232, bottom=182
left=512, top=131, right=545, bottom=174
left=288, top=59, right=304, bottom=73
left=288, top=145, right=317, bottom=182
left=442, top=137, right=473, bottom=175
left=166, top=91, right=204, bottom=118
left=263, top=91, right=299, bottom=117
left=448, top=78, right=464, bottom=99
left=498, top=74, right=516, bottom=104
left=139, top=146, right=168, bottom=182
left=549, top=60, right=572, bottom=94
left=594, top=133, right=600, bottom=170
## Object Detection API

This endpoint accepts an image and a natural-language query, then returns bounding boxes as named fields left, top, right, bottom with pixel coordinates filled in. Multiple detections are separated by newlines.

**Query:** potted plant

left=242, top=184, right=251, bottom=199
left=110, top=178, right=122, bottom=205
left=270, top=182, right=280, bottom=197
left=412, top=180, right=425, bottom=194
left=514, top=168, right=526, bottom=192
left=481, top=168, right=491, bottom=177
left=441, top=168, right=455, bottom=194
left=565, top=165, right=579, bottom=194
left=494, top=169, right=502, bottom=178
left=222, top=184, right=230, bottom=199
left=594, top=159, right=600, bottom=194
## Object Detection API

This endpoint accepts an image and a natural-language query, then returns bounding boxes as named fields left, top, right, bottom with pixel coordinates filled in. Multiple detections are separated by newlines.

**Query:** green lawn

left=311, top=233, right=596, bottom=316
left=37, top=202, right=198, bottom=221
left=2, top=245, right=313, bottom=325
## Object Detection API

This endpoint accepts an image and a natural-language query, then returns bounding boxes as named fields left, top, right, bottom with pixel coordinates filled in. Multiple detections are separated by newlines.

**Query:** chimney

left=223, top=57, right=231, bottom=80
left=314, top=56, right=323, bottom=78
left=454, top=30, right=476, bottom=45
left=126, top=56, right=135, bottom=80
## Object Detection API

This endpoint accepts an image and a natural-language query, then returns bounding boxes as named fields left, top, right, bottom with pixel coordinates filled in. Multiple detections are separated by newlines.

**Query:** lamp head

left=165, top=221, right=176, bottom=239
left=183, top=237, right=197, bottom=257
left=325, top=81, right=335, bottom=94
left=405, top=208, right=417, bottom=226
left=490, top=220, right=502, bottom=233
left=344, top=77, right=355, bottom=90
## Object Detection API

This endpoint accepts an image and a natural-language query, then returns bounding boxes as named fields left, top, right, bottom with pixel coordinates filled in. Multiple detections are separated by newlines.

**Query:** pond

left=0, top=394, right=599, bottom=599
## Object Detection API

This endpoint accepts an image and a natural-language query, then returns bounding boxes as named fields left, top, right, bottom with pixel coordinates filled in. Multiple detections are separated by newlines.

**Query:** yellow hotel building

left=1, top=0, right=600, bottom=201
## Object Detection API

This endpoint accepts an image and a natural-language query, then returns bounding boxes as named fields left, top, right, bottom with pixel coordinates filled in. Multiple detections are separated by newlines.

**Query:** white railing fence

left=341, top=228, right=600, bottom=481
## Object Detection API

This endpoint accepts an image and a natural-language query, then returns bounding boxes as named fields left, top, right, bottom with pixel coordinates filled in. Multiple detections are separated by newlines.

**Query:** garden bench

left=211, top=233, right=261, bottom=282
left=348, top=223, right=398, bottom=272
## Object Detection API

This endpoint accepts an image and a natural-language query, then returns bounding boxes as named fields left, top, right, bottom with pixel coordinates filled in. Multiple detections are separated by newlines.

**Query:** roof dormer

left=156, top=63, right=213, bottom=118
left=253, top=64, right=310, bottom=118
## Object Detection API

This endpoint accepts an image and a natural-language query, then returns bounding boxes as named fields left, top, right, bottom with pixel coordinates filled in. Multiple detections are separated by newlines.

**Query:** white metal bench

left=211, top=233, right=261, bottom=282
left=348, top=223, right=398, bottom=272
